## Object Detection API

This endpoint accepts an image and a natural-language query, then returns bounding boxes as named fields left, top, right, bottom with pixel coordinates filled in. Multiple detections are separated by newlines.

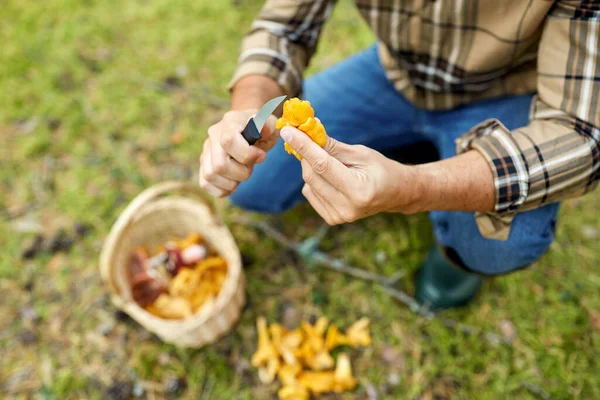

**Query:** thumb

left=253, top=114, right=279, bottom=152
left=260, top=114, right=277, bottom=138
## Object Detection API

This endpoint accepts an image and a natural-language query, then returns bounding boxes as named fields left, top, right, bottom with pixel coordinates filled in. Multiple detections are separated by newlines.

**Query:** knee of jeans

left=452, top=230, right=555, bottom=276
left=228, top=184, right=292, bottom=213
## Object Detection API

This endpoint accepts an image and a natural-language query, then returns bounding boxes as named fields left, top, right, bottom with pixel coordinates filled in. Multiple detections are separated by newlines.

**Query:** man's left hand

left=280, top=126, right=419, bottom=225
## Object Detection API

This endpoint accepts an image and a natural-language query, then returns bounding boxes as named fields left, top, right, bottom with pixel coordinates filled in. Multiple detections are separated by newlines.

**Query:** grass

left=1, top=0, right=599, bottom=398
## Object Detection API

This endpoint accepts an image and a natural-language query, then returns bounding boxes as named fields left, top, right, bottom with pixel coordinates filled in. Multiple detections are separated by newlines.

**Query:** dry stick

left=236, top=216, right=509, bottom=347
left=234, top=217, right=400, bottom=286
left=520, top=382, right=552, bottom=400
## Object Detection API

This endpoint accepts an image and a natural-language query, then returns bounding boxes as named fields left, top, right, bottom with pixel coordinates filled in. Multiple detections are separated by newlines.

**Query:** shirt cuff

left=455, top=119, right=529, bottom=240
left=227, top=33, right=304, bottom=98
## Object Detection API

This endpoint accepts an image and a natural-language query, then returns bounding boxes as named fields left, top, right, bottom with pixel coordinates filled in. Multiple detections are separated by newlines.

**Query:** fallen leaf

left=499, top=320, right=517, bottom=342
left=387, top=372, right=401, bottom=387
left=587, top=308, right=600, bottom=332
left=11, top=215, right=42, bottom=234
left=581, top=225, right=599, bottom=239
left=366, top=383, right=378, bottom=399
left=381, top=345, right=405, bottom=372
left=170, top=131, right=185, bottom=145
left=47, top=253, right=67, bottom=271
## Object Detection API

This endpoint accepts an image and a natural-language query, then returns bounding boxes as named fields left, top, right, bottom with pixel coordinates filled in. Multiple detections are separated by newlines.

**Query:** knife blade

left=240, top=95, right=287, bottom=145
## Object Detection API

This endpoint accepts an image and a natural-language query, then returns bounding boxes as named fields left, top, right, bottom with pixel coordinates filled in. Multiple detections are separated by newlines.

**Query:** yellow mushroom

left=146, top=294, right=192, bottom=319
left=278, top=383, right=310, bottom=400
left=325, top=324, right=351, bottom=350
left=297, top=371, right=335, bottom=394
left=301, top=317, right=328, bottom=350
left=305, top=348, right=334, bottom=371
left=332, top=353, right=357, bottom=393
left=276, top=98, right=315, bottom=128
left=270, top=323, right=298, bottom=365
left=277, top=363, right=302, bottom=386
left=175, top=232, right=203, bottom=248
left=281, top=328, right=304, bottom=349
left=258, top=358, right=280, bottom=384
left=346, top=318, right=371, bottom=347
left=251, top=317, right=279, bottom=370
left=313, top=316, right=329, bottom=336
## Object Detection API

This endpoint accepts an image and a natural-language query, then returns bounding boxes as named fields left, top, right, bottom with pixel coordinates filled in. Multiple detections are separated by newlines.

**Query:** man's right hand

left=199, top=109, right=278, bottom=198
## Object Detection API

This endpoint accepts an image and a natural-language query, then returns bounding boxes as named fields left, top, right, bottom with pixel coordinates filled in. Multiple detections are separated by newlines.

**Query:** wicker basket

left=99, top=181, right=245, bottom=348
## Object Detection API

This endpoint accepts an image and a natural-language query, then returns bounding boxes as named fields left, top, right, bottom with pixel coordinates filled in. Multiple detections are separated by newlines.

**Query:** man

left=199, top=1, right=599, bottom=310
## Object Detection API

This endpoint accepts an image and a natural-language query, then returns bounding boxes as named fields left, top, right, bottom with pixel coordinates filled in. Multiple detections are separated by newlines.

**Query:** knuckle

left=312, top=158, right=329, bottom=175
left=239, top=152, right=253, bottom=165
left=294, top=141, right=307, bottom=156
left=352, top=187, right=373, bottom=207
left=301, top=184, right=310, bottom=197
left=340, top=207, right=357, bottom=223
left=220, top=133, right=234, bottom=151
left=203, top=165, right=216, bottom=181
left=302, top=168, right=314, bottom=185
left=207, top=125, right=219, bottom=138
left=242, top=166, right=253, bottom=181
left=213, top=155, right=228, bottom=175
left=223, top=110, right=236, bottom=120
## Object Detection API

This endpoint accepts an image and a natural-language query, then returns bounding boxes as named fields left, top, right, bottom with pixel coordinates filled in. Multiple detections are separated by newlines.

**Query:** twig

left=237, top=217, right=510, bottom=347
left=234, top=216, right=403, bottom=286
left=521, top=382, right=552, bottom=400
left=311, top=250, right=405, bottom=286
left=201, top=376, right=215, bottom=400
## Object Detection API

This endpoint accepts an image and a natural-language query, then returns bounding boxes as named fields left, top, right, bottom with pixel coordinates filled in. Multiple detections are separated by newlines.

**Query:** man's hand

left=280, top=124, right=497, bottom=224
left=279, top=126, right=420, bottom=225
left=199, top=110, right=277, bottom=197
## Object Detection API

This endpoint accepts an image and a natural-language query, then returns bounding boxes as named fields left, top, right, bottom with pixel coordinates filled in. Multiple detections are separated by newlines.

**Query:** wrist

left=385, top=162, right=432, bottom=214
left=230, top=75, right=286, bottom=112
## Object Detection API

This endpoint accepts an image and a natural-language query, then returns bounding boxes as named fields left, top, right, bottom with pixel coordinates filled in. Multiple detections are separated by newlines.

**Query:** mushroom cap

left=297, top=371, right=336, bottom=394
left=278, top=383, right=310, bottom=400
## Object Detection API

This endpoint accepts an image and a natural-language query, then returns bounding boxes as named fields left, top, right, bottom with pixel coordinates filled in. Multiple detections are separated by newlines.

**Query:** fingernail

left=280, top=127, right=293, bottom=142
left=256, top=152, right=266, bottom=164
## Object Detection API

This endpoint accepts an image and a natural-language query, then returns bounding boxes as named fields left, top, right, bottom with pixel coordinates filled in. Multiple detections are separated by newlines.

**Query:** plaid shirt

left=230, top=0, right=600, bottom=240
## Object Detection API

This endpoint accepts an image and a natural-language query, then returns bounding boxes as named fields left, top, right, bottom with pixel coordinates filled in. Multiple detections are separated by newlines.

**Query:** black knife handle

left=241, top=119, right=261, bottom=145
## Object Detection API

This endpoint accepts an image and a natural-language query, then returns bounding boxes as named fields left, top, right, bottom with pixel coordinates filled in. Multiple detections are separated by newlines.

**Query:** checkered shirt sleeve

left=457, top=1, right=600, bottom=240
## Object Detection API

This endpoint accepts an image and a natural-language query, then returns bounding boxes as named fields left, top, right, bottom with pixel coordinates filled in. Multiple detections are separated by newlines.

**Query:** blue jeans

left=230, top=45, right=560, bottom=276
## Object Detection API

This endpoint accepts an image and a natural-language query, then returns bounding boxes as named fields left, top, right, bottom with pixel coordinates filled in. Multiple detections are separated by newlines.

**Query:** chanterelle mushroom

left=277, top=363, right=302, bottom=386
left=346, top=318, right=371, bottom=347
left=252, top=317, right=280, bottom=383
left=278, top=383, right=309, bottom=400
left=258, top=358, right=280, bottom=384
left=325, top=324, right=350, bottom=350
left=306, top=348, right=334, bottom=371
left=297, top=371, right=335, bottom=394
left=270, top=323, right=298, bottom=365
left=333, top=353, right=357, bottom=393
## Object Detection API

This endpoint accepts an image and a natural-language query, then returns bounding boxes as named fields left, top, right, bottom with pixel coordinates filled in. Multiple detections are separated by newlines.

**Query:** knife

left=240, top=95, right=287, bottom=145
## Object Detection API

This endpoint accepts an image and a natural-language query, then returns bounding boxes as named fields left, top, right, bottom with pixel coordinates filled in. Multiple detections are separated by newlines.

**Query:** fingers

left=280, top=126, right=348, bottom=190
left=199, top=143, right=238, bottom=197
left=213, top=119, right=266, bottom=165
left=300, top=159, right=346, bottom=205
left=209, top=137, right=251, bottom=182
left=302, top=184, right=336, bottom=225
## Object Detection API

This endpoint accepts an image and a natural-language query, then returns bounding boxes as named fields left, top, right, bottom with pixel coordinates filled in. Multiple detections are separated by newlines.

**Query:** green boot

left=415, top=246, right=483, bottom=311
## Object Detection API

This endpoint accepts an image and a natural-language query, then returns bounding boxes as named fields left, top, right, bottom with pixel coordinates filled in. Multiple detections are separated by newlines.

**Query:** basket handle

left=99, top=181, right=217, bottom=295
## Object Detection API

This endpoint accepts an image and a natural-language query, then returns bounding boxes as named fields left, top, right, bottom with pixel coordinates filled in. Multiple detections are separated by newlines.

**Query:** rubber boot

left=415, top=246, right=483, bottom=311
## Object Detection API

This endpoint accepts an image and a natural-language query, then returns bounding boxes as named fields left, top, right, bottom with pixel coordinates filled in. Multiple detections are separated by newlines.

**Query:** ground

left=1, top=0, right=599, bottom=399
